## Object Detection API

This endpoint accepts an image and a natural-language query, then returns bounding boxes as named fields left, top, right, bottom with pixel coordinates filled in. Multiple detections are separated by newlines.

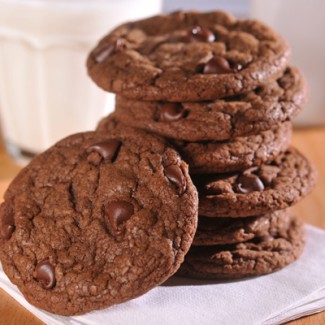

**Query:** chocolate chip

left=231, top=63, right=243, bottom=73
left=159, top=103, right=185, bottom=122
left=0, top=224, right=15, bottom=240
left=164, top=164, right=186, bottom=194
left=260, top=235, right=274, bottom=242
left=189, top=26, right=215, bottom=43
left=0, top=214, right=15, bottom=240
left=257, top=165, right=279, bottom=186
left=202, top=56, right=233, bottom=74
left=87, top=140, right=121, bottom=163
left=237, top=174, right=265, bottom=194
left=35, top=260, right=56, bottom=289
left=92, top=38, right=126, bottom=63
left=252, top=235, right=274, bottom=244
left=107, top=201, right=134, bottom=234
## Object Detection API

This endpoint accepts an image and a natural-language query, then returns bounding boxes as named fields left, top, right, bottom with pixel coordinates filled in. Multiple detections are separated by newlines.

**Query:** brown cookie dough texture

left=174, top=122, right=292, bottom=174
left=197, top=147, right=317, bottom=217
left=0, top=127, right=198, bottom=315
left=178, top=213, right=305, bottom=279
left=112, top=67, right=305, bottom=142
left=194, top=209, right=291, bottom=246
left=87, top=11, right=290, bottom=102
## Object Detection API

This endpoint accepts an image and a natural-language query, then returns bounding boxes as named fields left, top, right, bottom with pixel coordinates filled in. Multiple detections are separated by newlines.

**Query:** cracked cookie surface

left=194, top=209, right=291, bottom=246
left=178, top=213, right=305, bottom=279
left=111, top=67, right=305, bottom=141
left=196, top=147, right=317, bottom=217
left=174, top=122, right=292, bottom=174
left=87, top=11, right=290, bottom=102
left=0, top=127, right=198, bottom=315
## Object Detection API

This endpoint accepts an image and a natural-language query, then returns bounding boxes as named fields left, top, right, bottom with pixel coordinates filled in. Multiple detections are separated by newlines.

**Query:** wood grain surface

left=0, top=127, right=324, bottom=325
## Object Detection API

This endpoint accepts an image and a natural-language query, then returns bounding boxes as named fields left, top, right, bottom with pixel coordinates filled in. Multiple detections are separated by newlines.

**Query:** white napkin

left=1, top=224, right=325, bottom=325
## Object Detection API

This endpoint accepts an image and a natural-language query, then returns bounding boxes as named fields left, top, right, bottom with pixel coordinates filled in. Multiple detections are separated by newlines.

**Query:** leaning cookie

left=193, top=209, right=292, bottom=246
left=174, top=122, right=292, bottom=174
left=87, top=11, right=290, bottom=102
left=196, top=147, right=317, bottom=218
left=0, top=127, right=198, bottom=315
left=178, top=214, right=305, bottom=279
left=112, top=67, right=305, bottom=142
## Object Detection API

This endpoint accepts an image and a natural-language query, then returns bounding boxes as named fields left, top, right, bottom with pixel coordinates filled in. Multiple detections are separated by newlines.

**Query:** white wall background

left=163, top=0, right=250, bottom=17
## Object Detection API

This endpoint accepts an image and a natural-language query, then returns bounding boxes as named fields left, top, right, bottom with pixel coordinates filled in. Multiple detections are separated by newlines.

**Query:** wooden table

left=0, top=128, right=324, bottom=325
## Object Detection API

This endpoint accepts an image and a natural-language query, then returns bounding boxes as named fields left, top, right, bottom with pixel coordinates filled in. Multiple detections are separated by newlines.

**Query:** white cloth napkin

left=1, top=224, right=325, bottom=325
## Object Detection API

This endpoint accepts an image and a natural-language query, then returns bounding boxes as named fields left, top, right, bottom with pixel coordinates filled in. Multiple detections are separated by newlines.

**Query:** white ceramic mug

left=0, top=0, right=162, bottom=164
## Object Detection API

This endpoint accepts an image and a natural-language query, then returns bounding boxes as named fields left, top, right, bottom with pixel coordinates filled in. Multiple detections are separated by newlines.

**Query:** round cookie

left=87, top=11, right=290, bottom=102
left=178, top=214, right=305, bottom=279
left=193, top=209, right=291, bottom=246
left=112, top=67, right=305, bottom=142
left=0, top=128, right=198, bottom=315
left=174, top=122, right=292, bottom=174
left=196, top=147, right=317, bottom=218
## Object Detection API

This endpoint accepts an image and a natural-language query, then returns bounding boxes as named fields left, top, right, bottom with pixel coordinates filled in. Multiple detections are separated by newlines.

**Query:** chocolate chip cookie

left=174, top=122, right=292, bottom=174
left=111, top=67, right=304, bottom=142
left=196, top=147, right=317, bottom=217
left=0, top=127, right=198, bottom=315
left=178, top=213, right=305, bottom=279
left=193, top=209, right=291, bottom=246
left=87, top=11, right=290, bottom=102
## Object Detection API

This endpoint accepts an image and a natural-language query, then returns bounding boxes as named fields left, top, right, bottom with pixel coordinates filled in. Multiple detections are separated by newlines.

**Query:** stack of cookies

left=88, top=11, right=317, bottom=279
left=0, top=10, right=317, bottom=317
